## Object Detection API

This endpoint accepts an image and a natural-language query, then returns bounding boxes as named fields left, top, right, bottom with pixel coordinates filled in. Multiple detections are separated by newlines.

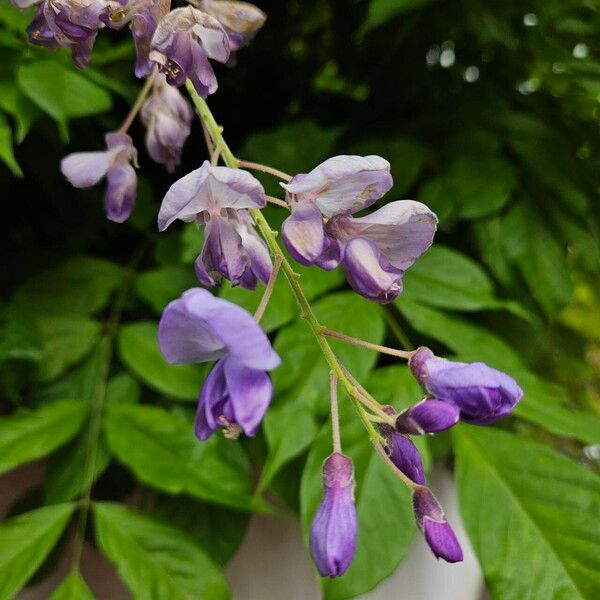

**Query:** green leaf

left=152, top=496, right=250, bottom=565
left=36, top=315, right=102, bottom=382
left=300, top=393, right=416, bottom=599
left=259, top=292, right=384, bottom=491
left=420, top=155, right=516, bottom=224
left=0, top=307, right=41, bottom=363
left=361, top=0, right=431, bottom=33
left=454, top=426, right=600, bottom=599
left=0, top=503, right=75, bottom=600
left=50, top=571, right=94, bottom=600
left=135, top=266, right=198, bottom=314
left=0, top=398, right=88, bottom=476
left=402, top=245, right=529, bottom=318
left=17, top=61, right=112, bottom=140
left=0, top=112, right=22, bottom=176
left=105, top=403, right=253, bottom=510
left=396, top=301, right=524, bottom=370
left=93, top=502, right=229, bottom=600
left=0, top=81, right=39, bottom=143
left=118, top=322, right=205, bottom=401
left=12, top=256, right=122, bottom=316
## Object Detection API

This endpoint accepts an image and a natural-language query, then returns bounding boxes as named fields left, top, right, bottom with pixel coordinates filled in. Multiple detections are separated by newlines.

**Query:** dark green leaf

left=105, top=403, right=253, bottom=510
left=454, top=426, right=600, bottom=599
left=93, top=502, right=229, bottom=600
left=0, top=81, right=39, bottom=143
left=135, top=266, right=198, bottom=314
left=0, top=112, right=22, bottom=176
left=118, top=322, right=205, bottom=401
left=0, top=399, right=88, bottom=476
left=0, top=503, right=75, bottom=600
left=362, top=0, right=431, bottom=33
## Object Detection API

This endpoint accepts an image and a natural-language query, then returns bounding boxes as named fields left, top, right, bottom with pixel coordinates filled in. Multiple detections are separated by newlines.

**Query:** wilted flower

left=158, top=288, right=280, bottom=440
left=141, top=73, right=193, bottom=171
left=282, top=155, right=437, bottom=303
left=158, top=161, right=272, bottom=289
left=412, top=486, right=463, bottom=563
left=102, top=0, right=170, bottom=77
left=16, top=0, right=106, bottom=68
left=310, top=452, right=358, bottom=578
left=61, top=132, right=138, bottom=223
left=378, top=411, right=426, bottom=485
left=149, top=6, right=229, bottom=97
left=409, top=347, right=523, bottom=425
left=197, top=0, right=266, bottom=55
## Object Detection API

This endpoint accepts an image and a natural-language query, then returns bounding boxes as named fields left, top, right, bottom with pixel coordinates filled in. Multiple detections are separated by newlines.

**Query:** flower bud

left=412, top=486, right=463, bottom=563
left=395, top=399, right=459, bottom=435
left=409, top=347, right=523, bottom=425
left=309, top=452, right=357, bottom=578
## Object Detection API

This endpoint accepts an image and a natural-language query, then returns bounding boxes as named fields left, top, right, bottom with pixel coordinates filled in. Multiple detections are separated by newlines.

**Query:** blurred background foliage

left=1, top=0, right=600, bottom=598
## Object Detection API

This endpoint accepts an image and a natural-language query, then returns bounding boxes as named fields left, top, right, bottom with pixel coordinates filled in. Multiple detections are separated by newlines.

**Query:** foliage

left=1, top=0, right=599, bottom=598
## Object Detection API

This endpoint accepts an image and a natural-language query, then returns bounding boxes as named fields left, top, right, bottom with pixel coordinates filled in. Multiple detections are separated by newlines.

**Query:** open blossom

left=141, top=73, right=193, bottom=171
left=310, top=453, right=358, bottom=578
left=282, top=155, right=437, bottom=303
left=14, top=0, right=106, bottom=68
left=409, top=347, right=523, bottom=425
left=158, top=288, right=280, bottom=439
left=149, top=6, right=229, bottom=98
left=413, top=486, right=463, bottom=563
left=197, top=0, right=266, bottom=54
left=158, top=161, right=272, bottom=289
left=102, top=0, right=170, bottom=77
left=61, top=132, right=138, bottom=223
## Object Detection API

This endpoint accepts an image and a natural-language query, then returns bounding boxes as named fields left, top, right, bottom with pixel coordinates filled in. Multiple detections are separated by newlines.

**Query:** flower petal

left=61, top=150, right=115, bottom=188
left=281, top=203, right=327, bottom=266
left=395, top=399, right=460, bottom=434
left=104, top=162, right=137, bottom=223
left=194, top=358, right=228, bottom=440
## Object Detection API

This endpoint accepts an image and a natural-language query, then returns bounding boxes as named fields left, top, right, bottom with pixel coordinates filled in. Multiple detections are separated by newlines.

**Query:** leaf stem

left=322, top=327, right=414, bottom=359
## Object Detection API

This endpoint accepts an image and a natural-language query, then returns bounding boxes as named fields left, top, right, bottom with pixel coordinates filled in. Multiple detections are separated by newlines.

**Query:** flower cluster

left=17, top=0, right=526, bottom=584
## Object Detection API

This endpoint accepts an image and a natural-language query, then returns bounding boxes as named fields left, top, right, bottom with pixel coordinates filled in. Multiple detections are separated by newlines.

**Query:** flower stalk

left=322, top=327, right=414, bottom=359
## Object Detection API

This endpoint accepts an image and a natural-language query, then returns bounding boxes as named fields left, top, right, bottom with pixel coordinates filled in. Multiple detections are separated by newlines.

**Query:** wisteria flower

left=61, top=132, right=138, bottom=223
left=378, top=418, right=426, bottom=485
left=310, top=452, right=358, bottom=577
left=16, top=0, right=106, bottom=68
left=409, top=347, right=523, bottom=425
left=198, top=0, right=266, bottom=57
left=282, top=155, right=437, bottom=303
left=159, top=288, right=280, bottom=439
left=157, top=161, right=272, bottom=289
left=413, top=486, right=463, bottom=563
left=102, top=0, right=170, bottom=77
left=149, top=6, right=230, bottom=97
left=141, top=73, right=193, bottom=171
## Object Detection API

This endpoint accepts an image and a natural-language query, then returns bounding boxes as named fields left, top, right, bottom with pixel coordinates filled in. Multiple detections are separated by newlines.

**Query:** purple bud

left=412, top=486, right=463, bottom=563
left=150, top=6, right=229, bottom=97
left=378, top=414, right=426, bottom=485
left=310, top=453, right=357, bottom=578
left=61, top=132, right=138, bottom=223
left=395, top=399, right=459, bottom=435
left=409, top=347, right=523, bottom=425
left=141, top=74, right=193, bottom=172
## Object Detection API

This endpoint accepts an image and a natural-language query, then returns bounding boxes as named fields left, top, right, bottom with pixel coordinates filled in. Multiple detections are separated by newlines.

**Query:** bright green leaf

left=93, top=502, right=229, bottom=600
left=0, top=398, right=88, bottom=476
left=0, top=112, right=21, bottom=176
left=454, top=426, right=600, bottom=599
left=105, top=403, right=253, bottom=510
left=0, top=503, right=75, bottom=600
left=118, top=322, right=205, bottom=401
left=50, top=571, right=95, bottom=600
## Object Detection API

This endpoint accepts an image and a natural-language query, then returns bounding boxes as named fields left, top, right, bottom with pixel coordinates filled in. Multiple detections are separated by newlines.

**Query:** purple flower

left=141, top=73, right=193, bottom=171
left=61, top=132, right=138, bottom=223
left=395, top=399, right=459, bottom=435
left=379, top=427, right=425, bottom=485
left=21, top=0, right=106, bottom=68
left=409, top=347, right=523, bottom=425
left=310, top=452, right=358, bottom=578
left=102, top=0, right=170, bottom=77
left=149, top=6, right=230, bottom=97
left=413, top=486, right=463, bottom=563
left=281, top=155, right=437, bottom=303
left=157, top=161, right=272, bottom=289
left=158, top=288, right=280, bottom=440
left=197, top=0, right=266, bottom=56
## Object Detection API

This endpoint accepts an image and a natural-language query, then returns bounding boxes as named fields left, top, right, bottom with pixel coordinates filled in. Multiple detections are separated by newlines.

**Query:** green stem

left=186, top=83, right=379, bottom=439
